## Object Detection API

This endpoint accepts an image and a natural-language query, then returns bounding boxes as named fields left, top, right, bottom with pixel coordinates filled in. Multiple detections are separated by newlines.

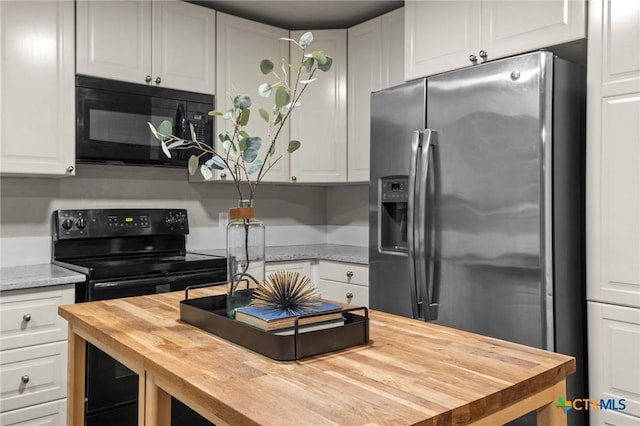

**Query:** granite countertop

left=193, top=244, right=368, bottom=265
left=0, top=263, right=85, bottom=292
left=1, top=245, right=367, bottom=292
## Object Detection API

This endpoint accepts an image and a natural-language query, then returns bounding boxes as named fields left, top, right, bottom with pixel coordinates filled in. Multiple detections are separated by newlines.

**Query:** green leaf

left=260, top=59, right=274, bottom=74
left=167, top=140, right=184, bottom=149
left=161, top=141, right=171, bottom=158
left=222, top=140, right=237, bottom=159
left=299, top=32, right=313, bottom=47
left=208, top=110, right=223, bottom=116
left=238, top=130, right=250, bottom=139
left=274, top=112, right=283, bottom=125
left=189, top=123, right=197, bottom=141
left=311, top=51, right=327, bottom=64
left=259, top=108, right=269, bottom=122
left=238, top=108, right=250, bottom=126
left=242, top=137, right=262, bottom=163
left=223, top=109, right=234, bottom=120
left=247, top=159, right=263, bottom=174
left=318, top=55, right=333, bottom=72
left=233, top=95, right=252, bottom=110
left=218, top=132, right=230, bottom=143
left=148, top=122, right=160, bottom=139
left=205, top=156, right=226, bottom=170
left=200, top=165, right=213, bottom=180
left=287, top=140, right=301, bottom=154
left=158, top=120, right=172, bottom=136
left=188, top=155, right=199, bottom=175
left=258, top=83, right=272, bottom=98
left=288, top=65, right=300, bottom=74
left=269, top=145, right=276, bottom=157
left=239, top=136, right=248, bottom=152
left=275, top=87, right=291, bottom=109
left=303, top=57, right=314, bottom=73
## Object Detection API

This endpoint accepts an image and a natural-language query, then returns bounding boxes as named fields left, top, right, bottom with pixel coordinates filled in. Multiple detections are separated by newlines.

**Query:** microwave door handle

left=408, top=130, right=422, bottom=320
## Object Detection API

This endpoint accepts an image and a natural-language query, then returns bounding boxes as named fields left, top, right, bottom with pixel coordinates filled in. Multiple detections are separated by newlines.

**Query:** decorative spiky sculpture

left=250, top=271, right=320, bottom=315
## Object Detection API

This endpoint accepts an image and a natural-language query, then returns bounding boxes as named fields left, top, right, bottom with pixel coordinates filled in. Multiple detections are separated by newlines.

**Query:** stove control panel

left=53, top=209, right=190, bottom=239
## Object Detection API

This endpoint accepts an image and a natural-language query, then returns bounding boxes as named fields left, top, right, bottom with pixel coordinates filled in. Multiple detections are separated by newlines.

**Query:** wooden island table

left=58, top=287, right=575, bottom=426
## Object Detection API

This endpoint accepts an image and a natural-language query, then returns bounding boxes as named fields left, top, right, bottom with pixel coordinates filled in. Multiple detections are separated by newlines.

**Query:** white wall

left=0, top=164, right=370, bottom=266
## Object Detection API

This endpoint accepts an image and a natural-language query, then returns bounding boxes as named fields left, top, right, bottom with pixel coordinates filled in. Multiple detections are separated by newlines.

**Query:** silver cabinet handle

left=346, top=271, right=354, bottom=279
left=346, top=292, right=353, bottom=300
left=145, top=75, right=152, bottom=83
left=479, top=50, right=488, bottom=60
left=469, top=54, right=478, bottom=63
left=220, top=173, right=227, bottom=179
left=22, top=314, right=31, bottom=322
left=21, top=375, right=29, bottom=384
left=66, top=166, right=74, bottom=174
left=291, top=176, right=297, bottom=182
left=155, top=76, right=161, bottom=84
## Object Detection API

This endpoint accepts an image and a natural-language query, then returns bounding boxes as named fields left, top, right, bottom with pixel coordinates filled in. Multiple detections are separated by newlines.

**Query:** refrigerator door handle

left=407, top=130, right=422, bottom=319
left=417, top=129, right=438, bottom=320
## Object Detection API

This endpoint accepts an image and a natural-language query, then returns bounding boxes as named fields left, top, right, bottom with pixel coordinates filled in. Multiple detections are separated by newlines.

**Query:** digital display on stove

left=108, top=215, right=150, bottom=228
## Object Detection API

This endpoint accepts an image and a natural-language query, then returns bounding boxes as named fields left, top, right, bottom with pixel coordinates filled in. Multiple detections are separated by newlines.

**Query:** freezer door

left=426, top=52, right=553, bottom=349
left=369, top=80, right=427, bottom=319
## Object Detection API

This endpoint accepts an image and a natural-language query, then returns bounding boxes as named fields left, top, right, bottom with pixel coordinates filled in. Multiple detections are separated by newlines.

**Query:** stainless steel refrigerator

left=369, top=51, right=586, bottom=424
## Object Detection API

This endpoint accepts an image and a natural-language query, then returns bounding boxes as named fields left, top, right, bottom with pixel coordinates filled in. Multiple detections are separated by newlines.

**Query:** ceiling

left=188, top=1, right=404, bottom=30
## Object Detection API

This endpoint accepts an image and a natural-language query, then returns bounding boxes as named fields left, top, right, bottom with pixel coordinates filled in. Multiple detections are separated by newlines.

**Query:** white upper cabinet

left=289, top=30, right=348, bottom=183
left=348, top=8, right=404, bottom=182
left=76, top=0, right=215, bottom=94
left=0, top=0, right=76, bottom=177
left=405, top=0, right=586, bottom=80
left=215, top=13, right=290, bottom=183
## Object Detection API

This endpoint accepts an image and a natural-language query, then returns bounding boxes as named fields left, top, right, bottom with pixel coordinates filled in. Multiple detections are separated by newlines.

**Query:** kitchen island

left=58, top=287, right=575, bottom=426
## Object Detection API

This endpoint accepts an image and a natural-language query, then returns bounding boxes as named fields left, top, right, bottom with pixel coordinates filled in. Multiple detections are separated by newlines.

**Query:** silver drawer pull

left=346, top=271, right=354, bottom=278
left=346, top=292, right=353, bottom=300
left=22, top=314, right=31, bottom=322
left=21, top=375, right=30, bottom=384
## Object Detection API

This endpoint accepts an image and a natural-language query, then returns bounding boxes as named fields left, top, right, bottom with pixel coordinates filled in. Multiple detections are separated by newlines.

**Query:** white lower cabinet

left=265, top=260, right=313, bottom=280
left=317, top=261, right=369, bottom=307
left=0, top=285, right=74, bottom=424
left=0, top=398, right=67, bottom=426
left=588, top=301, right=640, bottom=424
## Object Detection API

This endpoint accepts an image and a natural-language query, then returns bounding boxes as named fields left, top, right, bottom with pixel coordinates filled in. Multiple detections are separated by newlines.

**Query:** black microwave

left=76, top=75, right=214, bottom=166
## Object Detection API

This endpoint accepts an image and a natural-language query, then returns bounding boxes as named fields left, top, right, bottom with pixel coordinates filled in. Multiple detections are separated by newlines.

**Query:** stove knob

left=76, top=218, right=87, bottom=229
left=165, top=217, right=175, bottom=226
left=61, top=218, right=74, bottom=230
left=176, top=215, right=185, bottom=226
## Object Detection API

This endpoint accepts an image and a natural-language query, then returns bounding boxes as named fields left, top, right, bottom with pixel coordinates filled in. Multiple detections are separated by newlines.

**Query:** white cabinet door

left=76, top=0, right=152, bottom=85
left=587, top=0, right=640, bottom=308
left=381, top=7, right=405, bottom=89
left=404, top=1, right=481, bottom=80
left=215, top=13, right=290, bottom=182
left=265, top=261, right=312, bottom=279
left=152, top=1, right=215, bottom=94
left=588, top=302, right=640, bottom=423
left=289, top=30, right=347, bottom=183
left=481, top=0, right=586, bottom=63
left=348, top=18, right=381, bottom=183
left=77, top=0, right=215, bottom=93
left=0, top=398, right=67, bottom=426
left=0, top=0, right=75, bottom=177
left=318, top=261, right=369, bottom=307
left=405, top=0, right=586, bottom=80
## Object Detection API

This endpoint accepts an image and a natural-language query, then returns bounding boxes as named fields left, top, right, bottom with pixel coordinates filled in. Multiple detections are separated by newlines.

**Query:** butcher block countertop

left=59, top=287, right=575, bottom=426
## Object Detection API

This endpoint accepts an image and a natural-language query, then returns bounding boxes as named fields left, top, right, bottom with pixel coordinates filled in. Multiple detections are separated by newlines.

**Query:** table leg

left=145, top=372, right=171, bottom=426
left=67, top=326, right=86, bottom=426
left=536, top=379, right=567, bottom=426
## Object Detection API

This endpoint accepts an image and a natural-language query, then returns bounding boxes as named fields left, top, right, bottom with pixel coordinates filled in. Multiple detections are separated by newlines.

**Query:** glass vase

left=226, top=200, right=265, bottom=318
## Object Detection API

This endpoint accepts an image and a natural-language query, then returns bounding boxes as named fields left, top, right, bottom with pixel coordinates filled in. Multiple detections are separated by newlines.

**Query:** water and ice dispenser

left=379, top=176, right=409, bottom=253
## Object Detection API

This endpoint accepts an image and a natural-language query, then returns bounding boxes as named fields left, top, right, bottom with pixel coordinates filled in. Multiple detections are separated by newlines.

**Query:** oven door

left=85, top=270, right=225, bottom=422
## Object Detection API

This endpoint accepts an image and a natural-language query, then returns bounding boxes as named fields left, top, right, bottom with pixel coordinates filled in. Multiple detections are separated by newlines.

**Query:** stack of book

left=234, top=301, right=345, bottom=336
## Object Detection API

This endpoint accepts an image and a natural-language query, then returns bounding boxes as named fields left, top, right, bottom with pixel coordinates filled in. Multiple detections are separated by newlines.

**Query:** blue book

left=234, top=301, right=343, bottom=331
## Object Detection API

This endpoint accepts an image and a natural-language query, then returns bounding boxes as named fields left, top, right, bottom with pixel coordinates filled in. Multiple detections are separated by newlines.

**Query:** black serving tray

left=179, top=293, right=369, bottom=361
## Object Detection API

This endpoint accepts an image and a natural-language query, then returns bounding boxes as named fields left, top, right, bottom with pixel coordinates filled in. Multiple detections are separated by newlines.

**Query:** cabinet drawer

left=265, top=261, right=312, bottom=278
left=0, top=285, right=74, bottom=350
left=319, top=262, right=368, bottom=286
left=318, top=279, right=369, bottom=307
left=0, top=341, right=68, bottom=412
left=0, top=398, right=66, bottom=425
